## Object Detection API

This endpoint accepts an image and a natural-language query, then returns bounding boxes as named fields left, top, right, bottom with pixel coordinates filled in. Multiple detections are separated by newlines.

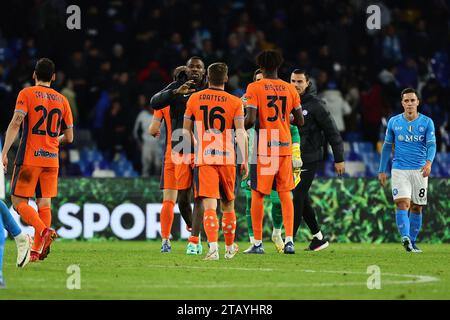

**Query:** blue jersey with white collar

left=384, top=113, right=436, bottom=170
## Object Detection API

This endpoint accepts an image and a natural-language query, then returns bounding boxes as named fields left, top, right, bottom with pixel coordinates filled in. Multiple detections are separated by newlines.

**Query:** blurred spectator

left=103, top=99, right=127, bottom=159
left=133, top=94, right=161, bottom=177
left=320, top=82, right=352, bottom=136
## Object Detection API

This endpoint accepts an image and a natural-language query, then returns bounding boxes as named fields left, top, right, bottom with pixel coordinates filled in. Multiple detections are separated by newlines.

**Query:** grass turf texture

left=0, top=240, right=448, bottom=299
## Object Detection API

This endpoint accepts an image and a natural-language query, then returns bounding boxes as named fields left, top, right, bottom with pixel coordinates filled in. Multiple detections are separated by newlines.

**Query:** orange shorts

left=193, top=165, right=236, bottom=201
left=174, top=153, right=194, bottom=190
left=160, top=157, right=177, bottom=190
left=250, top=155, right=294, bottom=195
left=11, top=165, right=58, bottom=198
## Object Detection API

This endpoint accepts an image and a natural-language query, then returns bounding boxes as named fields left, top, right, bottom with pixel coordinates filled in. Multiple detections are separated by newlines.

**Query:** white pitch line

left=145, top=265, right=440, bottom=288
left=147, top=264, right=274, bottom=272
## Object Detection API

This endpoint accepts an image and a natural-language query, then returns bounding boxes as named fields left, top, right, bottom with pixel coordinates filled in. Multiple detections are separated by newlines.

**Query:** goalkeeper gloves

left=292, top=143, right=302, bottom=169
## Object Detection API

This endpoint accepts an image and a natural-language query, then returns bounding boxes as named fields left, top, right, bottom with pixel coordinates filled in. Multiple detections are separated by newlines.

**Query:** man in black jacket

left=290, top=69, right=345, bottom=251
left=150, top=57, right=206, bottom=254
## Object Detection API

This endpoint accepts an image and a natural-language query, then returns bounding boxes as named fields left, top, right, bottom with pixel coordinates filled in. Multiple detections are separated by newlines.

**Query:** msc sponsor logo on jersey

left=398, top=135, right=425, bottom=142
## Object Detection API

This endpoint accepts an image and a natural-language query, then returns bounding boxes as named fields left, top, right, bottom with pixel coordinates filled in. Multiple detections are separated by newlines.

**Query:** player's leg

left=34, top=168, right=58, bottom=260
left=293, top=161, right=328, bottom=250
left=195, top=166, right=220, bottom=260
left=160, top=189, right=177, bottom=253
left=218, top=166, right=238, bottom=259
left=188, top=196, right=204, bottom=254
left=221, top=199, right=238, bottom=259
left=242, top=190, right=255, bottom=253
left=275, top=156, right=296, bottom=254
left=409, top=171, right=428, bottom=252
left=409, top=204, right=423, bottom=252
left=391, top=169, right=413, bottom=251
left=10, top=165, right=48, bottom=261
left=270, top=191, right=284, bottom=253
left=0, top=200, right=31, bottom=267
left=187, top=166, right=204, bottom=255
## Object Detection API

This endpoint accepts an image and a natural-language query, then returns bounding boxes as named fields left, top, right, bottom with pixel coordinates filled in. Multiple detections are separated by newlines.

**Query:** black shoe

left=284, top=241, right=295, bottom=254
left=306, top=237, right=329, bottom=251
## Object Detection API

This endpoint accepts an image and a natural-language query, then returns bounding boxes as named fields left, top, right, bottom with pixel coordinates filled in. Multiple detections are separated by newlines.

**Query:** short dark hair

left=35, top=58, right=55, bottom=82
left=207, top=62, right=228, bottom=86
left=401, top=87, right=419, bottom=100
left=187, top=56, right=204, bottom=66
left=292, top=69, right=310, bottom=82
left=253, top=69, right=262, bottom=81
left=255, top=50, right=283, bottom=73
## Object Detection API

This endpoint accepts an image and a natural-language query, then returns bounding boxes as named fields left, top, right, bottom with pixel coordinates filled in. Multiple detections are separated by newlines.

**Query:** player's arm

left=234, top=116, right=249, bottom=180
left=244, top=107, right=256, bottom=130
left=378, top=118, right=394, bottom=186
left=182, top=117, right=194, bottom=151
left=2, top=111, right=25, bottom=173
left=59, top=127, right=74, bottom=145
left=422, top=119, right=437, bottom=177
left=182, top=99, right=195, bottom=152
left=291, top=107, right=304, bottom=129
left=148, top=111, right=162, bottom=137
left=150, top=82, right=178, bottom=110
left=59, top=97, right=75, bottom=146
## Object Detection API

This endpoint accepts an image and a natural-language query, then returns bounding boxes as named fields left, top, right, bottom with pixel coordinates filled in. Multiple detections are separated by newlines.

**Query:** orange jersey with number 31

left=245, top=78, right=301, bottom=156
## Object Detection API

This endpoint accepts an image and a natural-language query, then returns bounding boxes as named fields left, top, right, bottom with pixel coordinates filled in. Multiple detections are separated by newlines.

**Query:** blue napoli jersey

left=385, top=113, right=436, bottom=169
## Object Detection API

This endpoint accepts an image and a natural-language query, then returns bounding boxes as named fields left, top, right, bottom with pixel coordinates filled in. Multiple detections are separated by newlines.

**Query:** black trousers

left=293, top=161, right=321, bottom=238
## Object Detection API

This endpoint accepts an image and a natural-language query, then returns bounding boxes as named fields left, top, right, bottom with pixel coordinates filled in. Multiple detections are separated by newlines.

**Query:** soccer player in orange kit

left=2, top=58, right=74, bottom=262
left=244, top=50, right=304, bottom=254
left=183, top=62, right=248, bottom=260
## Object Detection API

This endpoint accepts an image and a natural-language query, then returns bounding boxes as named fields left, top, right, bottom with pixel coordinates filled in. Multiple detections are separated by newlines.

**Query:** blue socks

left=409, top=213, right=423, bottom=242
left=395, top=209, right=410, bottom=238
left=0, top=200, right=21, bottom=237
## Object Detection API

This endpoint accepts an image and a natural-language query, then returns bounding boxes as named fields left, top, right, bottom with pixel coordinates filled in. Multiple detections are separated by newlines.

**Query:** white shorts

left=391, top=169, right=428, bottom=205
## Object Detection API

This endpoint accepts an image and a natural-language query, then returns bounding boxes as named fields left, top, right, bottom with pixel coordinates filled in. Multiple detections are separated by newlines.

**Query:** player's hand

left=378, top=172, right=387, bottom=186
left=335, top=161, right=345, bottom=176
left=175, top=80, right=196, bottom=95
left=2, top=153, right=7, bottom=174
left=151, top=130, right=161, bottom=138
left=240, top=163, right=249, bottom=180
left=421, top=161, right=432, bottom=177
left=292, top=157, right=303, bottom=169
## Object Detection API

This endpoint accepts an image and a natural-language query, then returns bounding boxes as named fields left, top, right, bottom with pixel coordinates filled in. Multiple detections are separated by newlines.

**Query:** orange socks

left=33, top=206, right=52, bottom=251
left=160, top=200, right=175, bottom=240
left=188, top=235, right=199, bottom=244
left=16, top=202, right=46, bottom=234
left=279, top=191, right=294, bottom=238
left=222, top=211, right=236, bottom=246
left=250, top=190, right=265, bottom=241
left=203, top=209, right=219, bottom=243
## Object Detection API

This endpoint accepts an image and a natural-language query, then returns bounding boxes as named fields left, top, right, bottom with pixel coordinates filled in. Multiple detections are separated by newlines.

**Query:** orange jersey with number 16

left=14, top=85, right=73, bottom=167
left=185, top=88, right=244, bottom=166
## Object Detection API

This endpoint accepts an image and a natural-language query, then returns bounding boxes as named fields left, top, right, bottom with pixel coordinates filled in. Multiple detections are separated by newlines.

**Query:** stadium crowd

left=0, top=0, right=449, bottom=177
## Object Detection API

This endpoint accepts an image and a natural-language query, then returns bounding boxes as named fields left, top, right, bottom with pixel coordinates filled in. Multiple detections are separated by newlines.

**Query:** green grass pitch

left=0, top=240, right=449, bottom=299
